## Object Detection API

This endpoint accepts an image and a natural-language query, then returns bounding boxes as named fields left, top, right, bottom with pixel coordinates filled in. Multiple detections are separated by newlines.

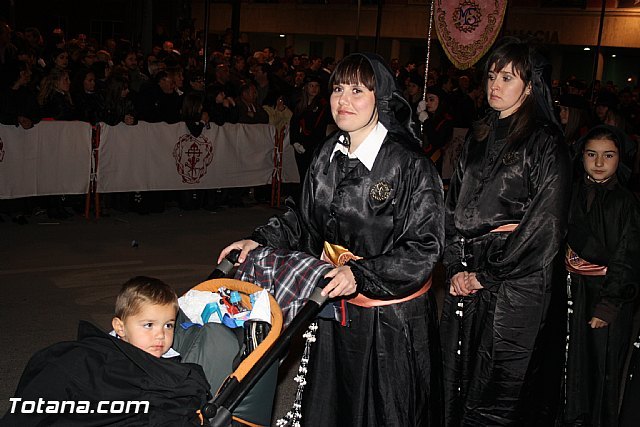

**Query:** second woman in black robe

left=440, top=38, right=572, bottom=426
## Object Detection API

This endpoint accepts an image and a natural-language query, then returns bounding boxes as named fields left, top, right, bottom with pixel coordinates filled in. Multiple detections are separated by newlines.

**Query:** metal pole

left=355, top=0, right=361, bottom=52
left=141, top=0, right=153, bottom=55
left=590, top=0, right=606, bottom=104
left=203, top=0, right=211, bottom=81
left=374, top=0, right=383, bottom=54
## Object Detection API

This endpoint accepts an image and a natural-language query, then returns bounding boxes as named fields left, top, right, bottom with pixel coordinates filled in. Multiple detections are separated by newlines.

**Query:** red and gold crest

left=435, top=0, right=508, bottom=70
left=172, top=134, right=214, bottom=184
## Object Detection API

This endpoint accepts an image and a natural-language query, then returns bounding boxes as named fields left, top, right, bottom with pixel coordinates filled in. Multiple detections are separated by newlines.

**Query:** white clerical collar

left=330, top=123, right=388, bottom=171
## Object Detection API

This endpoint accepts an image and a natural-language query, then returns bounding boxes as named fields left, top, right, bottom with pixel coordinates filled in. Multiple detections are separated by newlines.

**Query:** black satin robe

left=564, top=178, right=640, bottom=426
left=251, top=131, right=445, bottom=426
left=440, top=117, right=571, bottom=426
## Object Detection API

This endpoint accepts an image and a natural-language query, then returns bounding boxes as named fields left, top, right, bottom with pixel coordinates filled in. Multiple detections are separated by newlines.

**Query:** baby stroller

left=174, top=250, right=329, bottom=427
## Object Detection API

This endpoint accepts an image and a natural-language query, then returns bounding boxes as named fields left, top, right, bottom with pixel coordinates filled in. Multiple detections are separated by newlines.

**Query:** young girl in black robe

left=564, top=124, right=640, bottom=427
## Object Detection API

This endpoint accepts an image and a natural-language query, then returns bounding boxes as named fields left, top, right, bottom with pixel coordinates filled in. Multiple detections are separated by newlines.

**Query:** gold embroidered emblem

left=502, top=151, right=520, bottom=165
left=370, top=182, right=391, bottom=201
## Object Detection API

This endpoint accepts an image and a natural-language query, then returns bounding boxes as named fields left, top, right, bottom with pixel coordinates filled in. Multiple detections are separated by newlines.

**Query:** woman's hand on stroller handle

left=322, top=266, right=357, bottom=298
left=218, top=240, right=260, bottom=265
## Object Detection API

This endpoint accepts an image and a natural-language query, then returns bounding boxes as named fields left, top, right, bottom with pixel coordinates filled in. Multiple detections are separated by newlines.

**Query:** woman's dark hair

left=263, top=92, right=289, bottom=109
left=0, top=60, right=29, bottom=89
left=181, top=91, right=204, bottom=122
left=563, top=105, right=592, bottom=145
left=155, top=70, right=170, bottom=84
left=474, top=38, right=538, bottom=142
left=104, top=74, right=129, bottom=110
left=426, top=85, right=451, bottom=122
left=294, top=78, right=326, bottom=116
left=71, top=68, right=95, bottom=96
left=329, top=54, right=375, bottom=92
left=91, top=61, right=110, bottom=80
left=181, top=91, right=206, bottom=137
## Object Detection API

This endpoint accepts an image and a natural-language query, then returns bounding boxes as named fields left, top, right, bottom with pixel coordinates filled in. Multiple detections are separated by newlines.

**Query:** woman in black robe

left=219, top=53, right=444, bottom=426
left=289, top=74, right=330, bottom=181
left=439, top=38, right=572, bottom=426
left=564, top=124, right=640, bottom=426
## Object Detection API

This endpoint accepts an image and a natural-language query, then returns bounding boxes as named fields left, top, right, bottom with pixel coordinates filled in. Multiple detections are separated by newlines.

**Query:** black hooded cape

left=563, top=124, right=640, bottom=426
left=439, top=46, right=572, bottom=424
left=1, top=321, right=209, bottom=426
left=250, top=52, right=445, bottom=426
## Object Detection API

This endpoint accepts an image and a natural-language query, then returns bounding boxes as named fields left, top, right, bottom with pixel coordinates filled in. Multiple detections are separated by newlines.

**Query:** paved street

left=0, top=202, right=302, bottom=423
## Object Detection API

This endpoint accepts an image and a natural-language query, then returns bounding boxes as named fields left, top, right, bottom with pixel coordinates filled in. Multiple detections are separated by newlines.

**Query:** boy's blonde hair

left=114, top=276, right=179, bottom=320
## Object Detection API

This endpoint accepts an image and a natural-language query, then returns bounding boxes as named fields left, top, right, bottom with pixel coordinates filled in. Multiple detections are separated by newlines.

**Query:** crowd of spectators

left=1, top=19, right=639, bottom=220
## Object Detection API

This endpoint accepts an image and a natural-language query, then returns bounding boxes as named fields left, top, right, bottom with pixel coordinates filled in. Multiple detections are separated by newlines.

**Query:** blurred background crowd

left=1, top=19, right=638, bottom=220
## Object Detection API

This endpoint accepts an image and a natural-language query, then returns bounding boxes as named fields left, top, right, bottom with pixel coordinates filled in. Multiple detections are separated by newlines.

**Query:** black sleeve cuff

left=247, top=232, right=268, bottom=246
left=346, top=260, right=367, bottom=294
left=446, top=262, right=466, bottom=281
left=593, top=300, right=620, bottom=325
left=475, top=270, right=500, bottom=291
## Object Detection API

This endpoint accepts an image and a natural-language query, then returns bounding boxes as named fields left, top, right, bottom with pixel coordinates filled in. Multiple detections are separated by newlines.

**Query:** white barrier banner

left=97, top=122, right=299, bottom=193
left=281, top=130, right=299, bottom=183
left=0, top=122, right=92, bottom=199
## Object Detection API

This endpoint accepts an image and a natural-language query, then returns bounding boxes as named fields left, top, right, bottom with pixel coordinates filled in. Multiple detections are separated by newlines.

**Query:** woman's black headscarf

left=332, top=53, right=422, bottom=146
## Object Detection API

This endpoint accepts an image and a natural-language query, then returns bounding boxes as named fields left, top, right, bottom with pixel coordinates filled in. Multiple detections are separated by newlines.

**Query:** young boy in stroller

left=2, top=276, right=209, bottom=426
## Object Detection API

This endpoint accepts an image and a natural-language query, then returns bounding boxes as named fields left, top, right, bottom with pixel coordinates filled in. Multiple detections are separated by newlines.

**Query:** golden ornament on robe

left=369, top=181, right=391, bottom=201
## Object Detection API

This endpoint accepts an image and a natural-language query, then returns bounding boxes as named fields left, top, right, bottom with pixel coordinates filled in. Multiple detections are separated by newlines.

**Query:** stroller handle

left=204, top=285, right=329, bottom=424
left=207, top=250, right=241, bottom=280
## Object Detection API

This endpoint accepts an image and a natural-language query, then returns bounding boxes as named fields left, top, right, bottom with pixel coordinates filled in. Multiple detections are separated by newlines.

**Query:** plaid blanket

left=234, top=246, right=333, bottom=327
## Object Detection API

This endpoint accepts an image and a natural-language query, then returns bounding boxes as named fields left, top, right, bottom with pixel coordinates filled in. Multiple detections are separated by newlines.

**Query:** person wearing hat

left=422, top=84, right=454, bottom=173
left=219, top=52, right=444, bottom=426
left=558, top=93, right=594, bottom=148
left=289, top=73, right=330, bottom=182
left=440, top=37, right=571, bottom=425
left=404, top=71, right=424, bottom=137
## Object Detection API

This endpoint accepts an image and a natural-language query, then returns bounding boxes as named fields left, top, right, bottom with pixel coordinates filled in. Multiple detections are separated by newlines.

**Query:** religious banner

left=97, top=121, right=299, bottom=193
left=0, top=122, right=92, bottom=198
left=434, top=0, right=508, bottom=69
left=618, top=0, right=640, bottom=7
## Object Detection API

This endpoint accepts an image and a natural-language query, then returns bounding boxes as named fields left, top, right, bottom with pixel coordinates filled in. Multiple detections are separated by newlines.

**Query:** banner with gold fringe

left=435, top=0, right=508, bottom=70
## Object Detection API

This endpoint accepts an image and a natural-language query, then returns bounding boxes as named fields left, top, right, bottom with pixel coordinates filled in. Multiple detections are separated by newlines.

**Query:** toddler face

left=113, top=303, right=176, bottom=358
left=583, top=137, right=619, bottom=183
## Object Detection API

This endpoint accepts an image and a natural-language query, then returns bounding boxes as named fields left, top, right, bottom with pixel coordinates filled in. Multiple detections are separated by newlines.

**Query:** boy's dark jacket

left=1, top=321, right=209, bottom=426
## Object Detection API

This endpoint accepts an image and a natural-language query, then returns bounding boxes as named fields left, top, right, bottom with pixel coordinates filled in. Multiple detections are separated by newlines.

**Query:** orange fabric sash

left=565, top=247, right=607, bottom=276
left=321, top=242, right=431, bottom=308
left=490, top=223, right=519, bottom=233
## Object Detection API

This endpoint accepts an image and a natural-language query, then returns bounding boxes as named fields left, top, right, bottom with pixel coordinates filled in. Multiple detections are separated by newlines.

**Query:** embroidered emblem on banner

left=370, top=181, right=392, bottom=202
left=453, top=0, right=482, bottom=33
left=435, top=0, right=507, bottom=70
left=172, top=134, right=214, bottom=184
left=0, top=137, right=4, bottom=162
left=502, top=151, right=520, bottom=165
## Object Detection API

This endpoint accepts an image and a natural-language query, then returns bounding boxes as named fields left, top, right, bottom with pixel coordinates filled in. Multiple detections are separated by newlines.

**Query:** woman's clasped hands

left=449, top=271, right=484, bottom=296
